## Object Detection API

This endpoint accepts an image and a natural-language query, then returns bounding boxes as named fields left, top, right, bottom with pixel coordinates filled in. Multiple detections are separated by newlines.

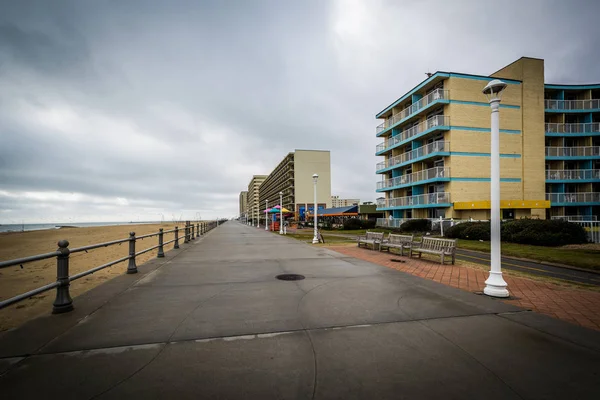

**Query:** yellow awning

left=453, top=200, right=550, bottom=210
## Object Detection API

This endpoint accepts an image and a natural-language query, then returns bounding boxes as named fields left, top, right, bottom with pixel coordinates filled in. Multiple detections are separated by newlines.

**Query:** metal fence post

left=52, top=240, right=74, bottom=314
left=157, top=228, right=165, bottom=258
left=174, top=226, right=180, bottom=249
left=127, top=232, right=138, bottom=274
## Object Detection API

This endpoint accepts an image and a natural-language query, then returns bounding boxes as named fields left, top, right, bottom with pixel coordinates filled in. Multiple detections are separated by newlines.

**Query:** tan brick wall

left=446, top=103, right=522, bottom=131
left=450, top=157, right=522, bottom=180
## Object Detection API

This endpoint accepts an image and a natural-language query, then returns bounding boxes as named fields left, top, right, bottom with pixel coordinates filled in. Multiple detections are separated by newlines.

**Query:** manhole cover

left=276, top=274, right=305, bottom=281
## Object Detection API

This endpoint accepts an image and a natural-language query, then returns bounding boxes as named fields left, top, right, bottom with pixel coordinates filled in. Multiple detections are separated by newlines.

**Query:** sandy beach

left=0, top=223, right=197, bottom=331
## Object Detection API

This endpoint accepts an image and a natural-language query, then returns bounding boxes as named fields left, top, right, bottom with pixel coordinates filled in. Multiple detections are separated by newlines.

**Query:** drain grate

left=276, top=274, right=305, bottom=281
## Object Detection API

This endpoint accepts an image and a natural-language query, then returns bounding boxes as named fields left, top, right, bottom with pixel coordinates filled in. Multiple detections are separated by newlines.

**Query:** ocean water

left=0, top=221, right=163, bottom=233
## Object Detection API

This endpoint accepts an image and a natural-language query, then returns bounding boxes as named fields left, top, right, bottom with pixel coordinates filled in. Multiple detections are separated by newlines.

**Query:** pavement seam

left=32, top=240, right=200, bottom=357
left=416, top=319, right=526, bottom=400
left=3, top=312, right=526, bottom=359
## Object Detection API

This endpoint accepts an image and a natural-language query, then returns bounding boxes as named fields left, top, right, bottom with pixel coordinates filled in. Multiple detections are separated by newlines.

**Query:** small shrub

left=502, top=219, right=587, bottom=246
left=400, top=219, right=432, bottom=232
left=343, top=218, right=362, bottom=230
left=446, top=222, right=489, bottom=240
left=362, top=219, right=376, bottom=229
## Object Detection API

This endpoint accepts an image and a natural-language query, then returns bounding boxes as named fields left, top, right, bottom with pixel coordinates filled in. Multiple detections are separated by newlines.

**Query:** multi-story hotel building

left=247, top=175, right=267, bottom=225
left=331, top=196, right=360, bottom=208
left=239, top=191, right=248, bottom=219
left=258, top=150, right=332, bottom=222
left=375, top=57, right=599, bottom=222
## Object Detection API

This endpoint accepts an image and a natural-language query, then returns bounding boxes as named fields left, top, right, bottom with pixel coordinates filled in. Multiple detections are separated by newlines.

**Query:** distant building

left=331, top=196, right=360, bottom=208
left=247, top=175, right=267, bottom=225
left=258, top=150, right=332, bottom=222
left=239, top=191, right=248, bottom=219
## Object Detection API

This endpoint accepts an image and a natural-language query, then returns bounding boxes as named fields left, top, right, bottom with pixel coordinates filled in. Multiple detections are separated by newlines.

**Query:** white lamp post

left=482, top=79, right=509, bottom=298
left=265, top=200, right=269, bottom=231
left=312, top=173, right=319, bottom=244
left=279, top=191, right=284, bottom=234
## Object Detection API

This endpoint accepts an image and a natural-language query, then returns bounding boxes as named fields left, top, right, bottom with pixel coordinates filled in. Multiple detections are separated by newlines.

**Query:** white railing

left=545, top=169, right=600, bottom=180
left=376, top=140, right=449, bottom=171
left=545, top=146, right=600, bottom=157
left=571, top=221, right=600, bottom=243
left=376, top=89, right=449, bottom=134
left=377, top=192, right=450, bottom=208
left=375, top=115, right=449, bottom=153
left=545, top=99, right=600, bottom=110
left=545, top=122, right=600, bottom=134
left=546, top=192, right=600, bottom=203
left=377, top=167, right=449, bottom=190
left=551, top=215, right=598, bottom=221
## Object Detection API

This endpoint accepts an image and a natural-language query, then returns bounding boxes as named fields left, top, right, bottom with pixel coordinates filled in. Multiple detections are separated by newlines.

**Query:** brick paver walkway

left=327, top=245, right=600, bottom=332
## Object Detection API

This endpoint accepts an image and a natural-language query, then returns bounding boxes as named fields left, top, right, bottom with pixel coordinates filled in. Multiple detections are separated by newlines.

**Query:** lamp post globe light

left=482, top=79, right=509, bottom=298
left=312, top=173, right=319, bottom=244
left=279, top=191, right=284, bottom=235
left=265, top=200, right=269, bottom=231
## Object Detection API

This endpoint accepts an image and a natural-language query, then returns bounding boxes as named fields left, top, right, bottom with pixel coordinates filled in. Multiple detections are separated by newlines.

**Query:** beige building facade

left=331, top=196, right=360, bottom=208
left=247, top=175, right=267, bottom=225
left=259, top=150, right=332, bottom=222
left=239, top=191, right=248, bottom=219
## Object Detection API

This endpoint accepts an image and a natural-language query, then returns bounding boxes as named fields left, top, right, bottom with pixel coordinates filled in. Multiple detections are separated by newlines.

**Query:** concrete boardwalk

left=0, top=222, right=599, bottom=399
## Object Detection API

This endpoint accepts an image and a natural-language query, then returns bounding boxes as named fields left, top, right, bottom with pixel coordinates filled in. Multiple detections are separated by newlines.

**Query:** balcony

left=376, top=167, right=449, bottom=191
left=375, top=115, right=450, bottom=154
left=545, top=146, right=600, bottom=158
left=376, top=192, right=451, bottom=209
left=545, top=123, right=600, bottom=135
left=545, top=99, right=600, bottom=111
left=545, top=169, right=600, bottom=181
left=376, top=89, right=449, bottom=135
left=376, top=141, right=450, bottom=172
left=546, top=192, right=600, bottom=204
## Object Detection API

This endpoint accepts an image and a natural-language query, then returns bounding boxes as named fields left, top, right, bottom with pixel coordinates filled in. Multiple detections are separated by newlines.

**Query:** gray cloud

left=1, top=0, right=599, bottom=222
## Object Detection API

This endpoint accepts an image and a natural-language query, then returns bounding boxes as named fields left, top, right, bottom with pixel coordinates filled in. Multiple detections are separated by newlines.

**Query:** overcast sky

left=1, top=0, right=599, bottom=223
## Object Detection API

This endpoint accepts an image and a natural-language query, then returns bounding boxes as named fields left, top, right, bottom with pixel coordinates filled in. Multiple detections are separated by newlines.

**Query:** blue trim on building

left=545, top=156, right=600, bottom=160
left=551, top=202, right=600, bottom=206
left=546, top=132, right=600, bottom=137
left=377, top=203, right=453, bottom=211
left=376, top=177, right=451, bottom=192
left=376, top=100, right=450, bottom=137
left=376, top=72, right=521, bottom=118
left=546, top=179, right=600, bottom=183
left=449, top=178, right=521, bottom=182
left=449, top=100, right=520, bottom=109
left=451, top=152, right=522, bottom=158
left=451, top=126, right=521, bottom=134
left=545, top=84, right=600, bottom=90
left=546, top=108, right=600, bottom=113
left=376, top=151, right=451, bottom=173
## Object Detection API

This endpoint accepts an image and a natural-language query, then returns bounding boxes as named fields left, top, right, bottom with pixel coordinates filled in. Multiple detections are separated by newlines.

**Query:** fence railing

left=375, top=115, right=450, bottom=153
left=545, top=169, right=600, bottom=180
left=376, top=192, right=450, bottom=208
left=551, top=215, right=598, bottom=221
left=0, top=221, right=218, bottom=313
left=545, top=122, right=600, bottom=134
left=376, top=89, right=449, bottom=134
left=546, top=192, right=600, bottom=203
left=545, top=99, right=600, bottom=111
left=376, top=140, right=449, bottom=171
left=545, top=146, right=600, bottom=157
left=377, top=167, right=449, bottom=190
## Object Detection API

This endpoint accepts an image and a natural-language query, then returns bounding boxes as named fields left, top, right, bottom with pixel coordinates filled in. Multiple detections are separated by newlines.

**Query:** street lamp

left=265, top=200, right=269, bottom=231
left=279, top=191, right=284, bottom=234
left=312, top=173, right=319, bottom=244
left=482, top=79, right=509, bottom=298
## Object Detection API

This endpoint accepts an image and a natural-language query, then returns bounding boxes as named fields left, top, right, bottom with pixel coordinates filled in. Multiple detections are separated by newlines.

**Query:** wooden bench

left=409, top=237, right=456, bottom=264
left=357, top=231, right=384, bottom=251
left=380, top=234, right=414, bottom=256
